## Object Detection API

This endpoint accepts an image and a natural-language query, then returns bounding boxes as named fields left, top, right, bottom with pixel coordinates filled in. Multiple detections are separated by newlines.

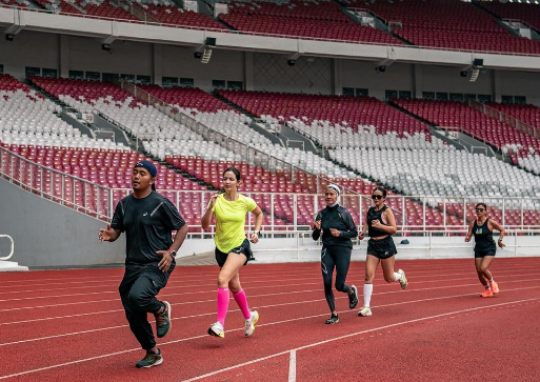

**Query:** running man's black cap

left=134, top=160, right=157, bottom=190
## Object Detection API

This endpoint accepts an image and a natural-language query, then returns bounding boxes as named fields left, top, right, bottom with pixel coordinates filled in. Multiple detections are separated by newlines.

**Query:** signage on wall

left=81, top=113, right=95, bottom=124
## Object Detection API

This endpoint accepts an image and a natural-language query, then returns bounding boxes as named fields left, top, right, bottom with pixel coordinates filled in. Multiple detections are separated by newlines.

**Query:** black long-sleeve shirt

left=312, top=204, right=358, bottom=248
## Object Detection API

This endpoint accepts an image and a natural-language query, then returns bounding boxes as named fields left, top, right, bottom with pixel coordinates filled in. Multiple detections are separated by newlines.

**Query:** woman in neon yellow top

left=201, top=167, right=263, bottom=339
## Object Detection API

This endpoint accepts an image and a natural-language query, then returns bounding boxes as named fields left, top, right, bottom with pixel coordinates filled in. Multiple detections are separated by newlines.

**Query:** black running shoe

left=155, top=301, right=171, bottom=338
left=136, top=349, right=163, bottom=368
left=325, top=315, right=339, bottom=324
left=349, top=285, right=359, bottom=309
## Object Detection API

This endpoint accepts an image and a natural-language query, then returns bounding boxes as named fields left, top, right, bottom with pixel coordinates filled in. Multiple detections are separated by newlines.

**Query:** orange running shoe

left=481, top=289, right=493, bottom=298
left=490, top=281, right=500, bottom=294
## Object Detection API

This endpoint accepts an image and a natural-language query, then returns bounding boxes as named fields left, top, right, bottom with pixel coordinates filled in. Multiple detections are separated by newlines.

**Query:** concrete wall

left=2, top=31, right=540, bottom=104
left=0, top=178, right=125, bottom=267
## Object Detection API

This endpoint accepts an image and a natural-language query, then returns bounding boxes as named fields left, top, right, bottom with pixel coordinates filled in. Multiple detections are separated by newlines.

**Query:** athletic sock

left=363, top=284, right=373, bottom=307
left=393, top=272, right=402, bottom=281
left=233, top=289, right=251, bottom=320
left=490, top=278, right=495, bottom=283
left=484, top=284, right=492, bottom=290
left=217, top=287, right=230, bottom=326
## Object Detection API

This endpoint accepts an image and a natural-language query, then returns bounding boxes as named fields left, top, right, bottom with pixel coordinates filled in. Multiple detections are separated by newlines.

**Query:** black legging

left=321, top=245, right=352, bottom=312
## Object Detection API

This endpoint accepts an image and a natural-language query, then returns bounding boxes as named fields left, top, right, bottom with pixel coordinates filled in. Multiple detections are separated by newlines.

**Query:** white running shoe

left=358, top=306, right=372, bottom=317
left=398, top=269, right=408, bottom=290
left=208, top=322, right=225, bottom=338
left=244, top=310, right=259, bottom=337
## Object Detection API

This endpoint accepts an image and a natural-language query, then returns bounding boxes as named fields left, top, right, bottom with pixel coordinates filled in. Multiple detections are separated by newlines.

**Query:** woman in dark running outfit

left=357, top=186, right=407, bottom=317
left=465, top=202, right=505, bottom=298
left=312, top=184, right=359, bottom=324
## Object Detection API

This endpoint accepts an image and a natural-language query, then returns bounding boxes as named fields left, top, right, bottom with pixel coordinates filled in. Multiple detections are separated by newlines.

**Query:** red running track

left=0, top=258, right=539, bottom=381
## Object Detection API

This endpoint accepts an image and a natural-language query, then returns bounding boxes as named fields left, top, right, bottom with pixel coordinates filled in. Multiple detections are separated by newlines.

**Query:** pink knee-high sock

left=217, top=287, right=230, bottom=326
left=233, top=289, right=251, bottom=320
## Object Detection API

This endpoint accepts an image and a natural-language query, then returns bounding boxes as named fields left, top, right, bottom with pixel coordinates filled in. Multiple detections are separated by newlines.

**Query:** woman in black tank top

left=356, top=186, right=408, bottom=317
left=465, top=203, right=506, bottom=298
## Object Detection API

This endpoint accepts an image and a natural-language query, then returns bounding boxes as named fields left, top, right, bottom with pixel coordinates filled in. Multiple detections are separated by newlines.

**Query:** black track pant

left=321, top=245, right=352, bottom=312
left=119, top=263, right=171, bottom=350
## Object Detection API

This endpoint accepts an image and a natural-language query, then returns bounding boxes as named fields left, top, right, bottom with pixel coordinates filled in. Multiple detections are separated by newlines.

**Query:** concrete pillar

left=492, top=70, right=502, bottom=103
left=244, top=51, right=254, bottom=91
left=152, top=43, right=163, bottom=86
left=59, top=35, right=70, bottom=79
left=333, top=58, right=342, bottom=95
left=413, top=64, right=423, bottom=99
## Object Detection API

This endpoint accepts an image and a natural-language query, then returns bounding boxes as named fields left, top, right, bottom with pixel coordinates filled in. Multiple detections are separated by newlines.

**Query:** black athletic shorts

left=474, top=246, right=496, bottom=258
left=215, top=238, right=255, bottom=267
left=367, top=236, right=397, bottom=260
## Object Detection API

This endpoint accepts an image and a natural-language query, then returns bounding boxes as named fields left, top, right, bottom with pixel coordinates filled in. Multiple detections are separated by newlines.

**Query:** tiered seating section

left=137, top=85, right=355, bottom=178
left=219, top=0, right=400, bottom=44
left=33, top=0, right=138, bottom=20
left=30, top=0, right=224, bottom=29
left=393, top=99, right=540, bottom=161
left=216, top=90, right=428, bottom=137
left=132, top=0, right=226, bottom=29
left=215, top=89, right=540, bottom=227
left=486, top=102, right=540, bottom=175
left=346, top=0, right=540, bottom=54
left=217, top=90, right=484, bottom=228
left=0, top=0, right=35, bottom=8
left=0, top=74, right=124, bottom=150
left=7, top=75, right=539, bottom=229
left=139, top=85, right=233, bottom=113
left=479, top=1, right=540, bottom=32
left=23, top=78, right=352, bottom=227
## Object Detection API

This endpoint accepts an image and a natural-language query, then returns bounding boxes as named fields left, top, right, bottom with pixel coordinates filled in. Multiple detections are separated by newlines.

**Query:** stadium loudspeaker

left=376, top=65, right=386, bottom=73
left=5, top=34, right=14, bottom=42
left=194, top=51, right=203, bottom=59
left=101, top=43, right=111, bottom=51
left=473, top=59, right=484, bottom=68
left=287, top=59, right=296, bottom=66
left=205, top=37, right=217, bottom=46
left=460, top=71, right=468, bottom=77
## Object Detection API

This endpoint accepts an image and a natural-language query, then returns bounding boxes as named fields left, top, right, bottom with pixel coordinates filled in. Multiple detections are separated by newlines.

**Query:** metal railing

left=2, top=144, right=540, bottom=234
left=0, top=145, right=114, bottom=221
left=468, top=99, right=540, bottom=140
left=0, top=234, right=14, bottom=261
left=440, top=125, right=502, bottom=152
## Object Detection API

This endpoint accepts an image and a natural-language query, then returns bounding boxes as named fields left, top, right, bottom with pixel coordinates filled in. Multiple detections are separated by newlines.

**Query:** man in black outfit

left=99, top=160, right=188, bottom=368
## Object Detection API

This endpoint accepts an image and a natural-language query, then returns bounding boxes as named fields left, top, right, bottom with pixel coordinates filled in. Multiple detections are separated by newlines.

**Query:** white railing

left=255, top=229, right=540, bottom=260
left=0, top=234, right=14, bottom=261
left=0, top=144, right=113, bottom=221
left=2, top=144, right=540, bottom=234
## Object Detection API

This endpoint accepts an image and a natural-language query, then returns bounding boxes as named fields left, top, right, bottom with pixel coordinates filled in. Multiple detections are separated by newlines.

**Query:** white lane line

left=0, top=269, right=322, bottom=289
left=1, top=274, right=536, bottom=314
left=178, top=297, right=540, bottom=382
left=1, top=259, right=535, bottom=287
left=0, top=272, right=318, bottom=295
left=1, top=285, right=537, bottom=348
left=5, top=262, right=533, bottom=297
left=288, top=350, right=297, bottom=382
left=2, top=265, right=535, bottom=303
left=0, top=290, right=117, bottom=303
left=0, top=277, right=326, bottom=302
left=0, top=294, right=538, bottom=381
